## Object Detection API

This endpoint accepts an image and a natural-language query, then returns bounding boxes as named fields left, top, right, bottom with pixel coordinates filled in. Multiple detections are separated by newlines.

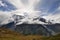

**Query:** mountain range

left=0, top=0, right=60, bottom=36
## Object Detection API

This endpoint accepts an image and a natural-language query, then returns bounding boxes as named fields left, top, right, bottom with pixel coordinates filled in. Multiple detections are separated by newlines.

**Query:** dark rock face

left=1, top=22, right=16, bottom=30
left=1, top=22, right=60, bottom=36
left=46, top=24, right=60, bottom=33
left=39, top=18, right=46, bottom=23
left=15, top=24, right=60, bottom=36
left=15, top=24, right=53, bottom=36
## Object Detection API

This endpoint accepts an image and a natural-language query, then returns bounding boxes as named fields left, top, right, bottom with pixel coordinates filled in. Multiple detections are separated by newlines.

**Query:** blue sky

left=36, top=0, right=60, bottom=14
left=0, top=0, right=16, bottom=11
left=0, top=0, right=60, bottom=25
left=0, top=0, right=60, bottom=14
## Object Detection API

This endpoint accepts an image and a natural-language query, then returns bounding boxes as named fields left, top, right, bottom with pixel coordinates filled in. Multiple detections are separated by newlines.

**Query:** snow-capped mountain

left=11, top=11, right=60, bottom=25
left=0, top=0, right=60, bottom=36
left=0, top=0, right=60, bottom=25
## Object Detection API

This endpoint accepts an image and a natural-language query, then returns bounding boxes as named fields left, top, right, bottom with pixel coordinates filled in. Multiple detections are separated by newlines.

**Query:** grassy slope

left=0, top=28, right=60, bottom=40
left=0, top=28, right=22, bottom=40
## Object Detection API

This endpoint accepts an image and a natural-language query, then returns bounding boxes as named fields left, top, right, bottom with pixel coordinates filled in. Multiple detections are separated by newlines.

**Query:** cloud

left=0, top=11, right=14, bottom=25
left=0, top=0, right=60, bottom=25
left=48, top=0, right=60, bottom=13
left=0, top=0, right=16, bottom=11
left=35, top=0, right=60, bottom=13
left=0, top=0, right=7, bottom=7
left=0, top=0, right=42, bottom=25
left=35, top=0, right=60, bottom=23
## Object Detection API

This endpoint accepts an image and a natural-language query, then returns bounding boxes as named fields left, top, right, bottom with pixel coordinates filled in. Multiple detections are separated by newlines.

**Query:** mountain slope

left=15, top=24, right=56, bottom=36
left=0, top=27, right=23, bottom=40
left=0, top=27, right=60, bottom=40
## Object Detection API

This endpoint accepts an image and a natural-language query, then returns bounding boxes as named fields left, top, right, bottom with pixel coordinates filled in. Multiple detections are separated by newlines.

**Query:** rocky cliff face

left=15, top=24, right=58, bottom=36
left=1, top=22, right=60, bottom=36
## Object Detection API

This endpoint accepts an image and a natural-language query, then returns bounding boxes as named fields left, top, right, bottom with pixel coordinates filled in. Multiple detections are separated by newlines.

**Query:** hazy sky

left=0, top=0, right=60, bottom=24
left=0, top=0, right=60, bottom=15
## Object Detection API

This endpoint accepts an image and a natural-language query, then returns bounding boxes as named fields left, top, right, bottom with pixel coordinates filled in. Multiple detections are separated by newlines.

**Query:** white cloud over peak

left=0, top=11, right=14, bottom=25
left=0, top=0, right=60, bottom=25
